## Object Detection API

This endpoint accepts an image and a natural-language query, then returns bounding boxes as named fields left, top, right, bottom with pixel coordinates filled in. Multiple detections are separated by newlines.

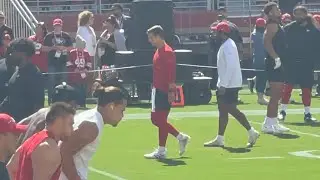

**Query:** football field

left=86, top=90, right=320, bottom=180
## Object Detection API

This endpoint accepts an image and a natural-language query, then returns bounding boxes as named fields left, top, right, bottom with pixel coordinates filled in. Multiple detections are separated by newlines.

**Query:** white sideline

left=89, top=166, right=127, bottom=180
left=229, top=156, right=284, bottom=160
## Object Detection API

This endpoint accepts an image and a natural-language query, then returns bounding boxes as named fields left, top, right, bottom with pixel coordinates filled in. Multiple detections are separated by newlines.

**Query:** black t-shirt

left=0, top=25, right=14, bottom=46
left=43, top=31, right=73, bottom=66
left=0, top=58, right=15, bottom=102
left=0, top=62, right=45, bottom=122
left=0, top=161, right=10, bottom=180
left=100, top=34, right=116, bottom=66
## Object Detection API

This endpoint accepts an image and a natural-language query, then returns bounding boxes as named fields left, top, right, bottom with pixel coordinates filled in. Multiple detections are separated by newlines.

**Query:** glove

left=274, top=57, right=281, bottom=69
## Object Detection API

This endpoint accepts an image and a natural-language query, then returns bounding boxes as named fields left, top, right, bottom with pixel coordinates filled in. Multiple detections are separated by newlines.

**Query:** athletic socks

left=158, top=146, right=166, bottom=153
left=280, top=104, right=288, bottom=112
left=216, top=135, right=224, bottom=142
left=264, top=117, right=277, bottom=125
left=304, top=106, right=311, bottom=114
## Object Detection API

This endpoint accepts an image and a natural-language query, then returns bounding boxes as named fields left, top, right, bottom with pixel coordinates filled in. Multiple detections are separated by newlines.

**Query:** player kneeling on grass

left=17, top=82, right=79, bottom=146
left=59, top=83, right=127, bottom=180
left=7, top=102, right=75, bottom=180
left=144, top=25, right=190, bottom=159
left=204, top=22, right=260, bottom=148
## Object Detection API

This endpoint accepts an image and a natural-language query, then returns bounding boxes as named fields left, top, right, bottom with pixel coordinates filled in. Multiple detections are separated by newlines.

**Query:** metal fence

left=24, top=0, right=209, bottom=14
left=0, top=0, right=36, bottom=38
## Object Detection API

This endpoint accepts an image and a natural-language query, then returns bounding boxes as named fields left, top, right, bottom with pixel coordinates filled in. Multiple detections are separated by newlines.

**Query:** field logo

left=289, top=150, right=320, bottom=159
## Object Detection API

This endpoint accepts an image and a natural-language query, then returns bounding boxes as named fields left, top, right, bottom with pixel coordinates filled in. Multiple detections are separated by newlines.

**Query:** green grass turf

left=84, top=89, right=320, bottom=180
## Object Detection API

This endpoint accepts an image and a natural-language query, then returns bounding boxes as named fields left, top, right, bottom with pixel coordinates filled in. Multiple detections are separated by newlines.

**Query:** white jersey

left=59, top=108, right=104, bottom=180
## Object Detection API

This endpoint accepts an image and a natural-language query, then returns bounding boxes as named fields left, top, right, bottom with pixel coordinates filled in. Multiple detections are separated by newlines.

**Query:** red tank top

left=15, top=130, right=61, bottom=180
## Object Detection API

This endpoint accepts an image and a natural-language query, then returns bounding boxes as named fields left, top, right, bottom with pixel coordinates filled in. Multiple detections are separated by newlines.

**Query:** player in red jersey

left=67, top=35, right=92, bottom=107
left=6, top=102, right=75, bottom=180
left=144, top=25, right=190, bottom=159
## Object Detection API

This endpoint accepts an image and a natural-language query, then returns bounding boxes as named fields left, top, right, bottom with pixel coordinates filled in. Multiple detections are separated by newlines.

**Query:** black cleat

left=278, top=110, right=286, bottom=121
left=248, top=79, right=255, bottom=93
left=304, top=113, right=317, bottom=124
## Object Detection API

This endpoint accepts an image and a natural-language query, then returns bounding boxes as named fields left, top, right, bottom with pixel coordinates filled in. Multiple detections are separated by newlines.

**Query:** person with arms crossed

left=278, top=6, right=320, bottom=123
left=17, top=82, right=79, bottom=146
left=203, top=22, right=260, bottom=147
left=44, top=18, right=73, bottom=105
left=144, top=25, right=190, bottom=159
left=0, top=114, right=27, bottom=180
left=59, top=83, right=127, bottom=180
left=261, top=2, right=290, bottom=134
left=7, top=102, right=75, bottom=180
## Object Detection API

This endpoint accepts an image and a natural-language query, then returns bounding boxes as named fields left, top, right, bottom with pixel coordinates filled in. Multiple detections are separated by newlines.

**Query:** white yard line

left=229, top=156, right=284, bottom=160
left=89, top=167, right=127, bottom=180
left=125, top=108, right=320, bottom=138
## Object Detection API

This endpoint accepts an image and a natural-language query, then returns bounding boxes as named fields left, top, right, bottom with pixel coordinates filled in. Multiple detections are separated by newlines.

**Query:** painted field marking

left=89, top=166, right=127, bottom=180
left=229, top=156, right=284, bottom=160
left=289, top=150, right=320, bottom=159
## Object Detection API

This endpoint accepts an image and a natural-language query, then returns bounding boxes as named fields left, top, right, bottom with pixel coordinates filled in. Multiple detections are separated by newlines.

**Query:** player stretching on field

left=144, top=25, right=190, bottom=159
left=204, top=22, right=260, bottom=147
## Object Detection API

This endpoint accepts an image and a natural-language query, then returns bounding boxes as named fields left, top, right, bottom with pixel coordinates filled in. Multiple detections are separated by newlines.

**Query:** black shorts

left=151, top=88, right=171, bottom=112
left=216, top=88, right=240, bottom=104
left=265, top=58, right=284, bottom=82
left=285, top=65, right=314, bottom=88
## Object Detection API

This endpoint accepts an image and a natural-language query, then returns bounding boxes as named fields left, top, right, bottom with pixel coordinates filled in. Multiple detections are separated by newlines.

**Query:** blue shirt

left=251, top=30, right=266, bottom=69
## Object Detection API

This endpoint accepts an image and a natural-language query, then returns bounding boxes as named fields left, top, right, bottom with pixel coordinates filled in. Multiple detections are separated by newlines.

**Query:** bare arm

left=7, top=148, right=21, bottom=180
left=264, top=23, right=279, bottom=59
left=60, top=121, right=99, bottom=180
left=32, top=140, right=61, bottom=180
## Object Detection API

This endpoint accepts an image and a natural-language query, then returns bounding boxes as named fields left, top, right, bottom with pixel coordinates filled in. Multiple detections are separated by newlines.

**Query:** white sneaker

left=178, top=133, right=190, bottom=156
left=247, top=129, right=260, bottom=147
left=257, top=98, right=269, bottom=105
left=273, top=123, right=290, bottom=134
left=144, top=149, right=166, bottom=159
left=204, top=138, right=224, bottom=147
left=261, top=124, right=274, bottom=134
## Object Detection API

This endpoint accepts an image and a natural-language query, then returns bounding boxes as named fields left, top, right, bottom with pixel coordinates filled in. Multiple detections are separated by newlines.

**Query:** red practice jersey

left=66, top=49, right=92, bottom=84
left=15, top=130, right=61, bottom=180
left=29, top=35, right=48, bottom=72
left=153, top=43, right=176, bottom=93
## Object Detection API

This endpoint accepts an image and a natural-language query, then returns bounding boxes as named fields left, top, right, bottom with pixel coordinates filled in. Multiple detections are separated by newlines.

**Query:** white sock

left=176, top=133, right=184, bottom=141
left=280, top=104, right=288, bottom=112
left=264, top=117, right=276, bottom=125
left=216, top=135, right=224, bottom=141
left=158, top=146, right=166, bottom=152
left=248, top=127, right=255, bottom=134
left=304, top=106, right=311, bottom=114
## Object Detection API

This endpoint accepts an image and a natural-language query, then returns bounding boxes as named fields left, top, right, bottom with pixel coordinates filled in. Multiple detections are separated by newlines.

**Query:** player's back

left=16, top=130, right=60, bottom=180
left=59, top=108, right=104, bottom=180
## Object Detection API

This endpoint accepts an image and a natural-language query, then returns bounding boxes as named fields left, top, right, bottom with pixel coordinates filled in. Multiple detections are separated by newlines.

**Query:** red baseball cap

left=256, top=18, right=266, bottom=27
left=214, top=22, right=231, bottom=33
left=281, top=13, right=292, bottom=23
left=0, top=114, right=28, bottom=133
left=53, top=18, right=63, bottom=26
left=313, top=14, right=320, bottom=24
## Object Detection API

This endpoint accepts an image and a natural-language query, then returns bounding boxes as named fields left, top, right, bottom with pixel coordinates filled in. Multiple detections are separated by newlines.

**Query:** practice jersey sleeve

left=164, top=51, right=176, bottom=84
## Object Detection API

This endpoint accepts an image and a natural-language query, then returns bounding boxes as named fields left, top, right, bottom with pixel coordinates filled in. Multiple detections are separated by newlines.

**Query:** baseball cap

left=313, top=14, right=320, bottom=24
left=256, top=18, right=266, bottom=27
left=214, top=22, right=231, bottom=33
left=0, top=114, right=28, bottom=133
left=53, top=18, right=63, bottom=26
left=281, top=13, right=292, bottom=22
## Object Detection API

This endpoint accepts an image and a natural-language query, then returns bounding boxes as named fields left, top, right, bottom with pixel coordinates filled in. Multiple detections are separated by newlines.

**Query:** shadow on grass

left=157, top=157, right=189, bottom=166
left=273, top=133, right=300, bottom=139
left=286, top=122, right=320, bottom=127
left=223, top=146, right=251, bottom=153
